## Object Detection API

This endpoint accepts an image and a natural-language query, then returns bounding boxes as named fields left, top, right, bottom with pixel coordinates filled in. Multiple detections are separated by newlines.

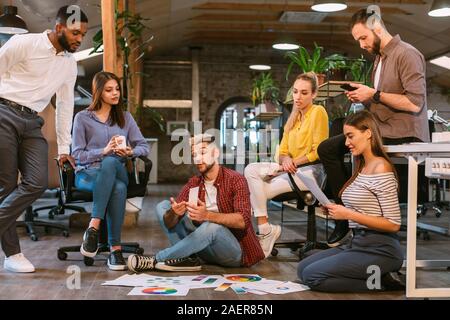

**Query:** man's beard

left=198, top=162, right=215, bottom=175
left=371, top=32, right=381, bottom=55
left=57, top=31, right=77, bottom=53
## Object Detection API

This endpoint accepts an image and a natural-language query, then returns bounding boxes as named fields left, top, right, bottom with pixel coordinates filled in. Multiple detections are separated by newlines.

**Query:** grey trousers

left=297, top=229, right=404, bottom=292
left=0, top=103, right=48, bottom=257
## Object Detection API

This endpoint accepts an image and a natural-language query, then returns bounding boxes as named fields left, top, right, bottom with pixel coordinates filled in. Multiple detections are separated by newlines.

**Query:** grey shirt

left=369, top=35, right=429, bottom=142
left=72, top=109, right=149, bottom=170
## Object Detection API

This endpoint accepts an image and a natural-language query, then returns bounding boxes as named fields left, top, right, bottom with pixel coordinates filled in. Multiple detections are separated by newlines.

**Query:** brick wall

left=141, top=45, right=450, bottom=183
left=141, top=45, right=294, bottom=182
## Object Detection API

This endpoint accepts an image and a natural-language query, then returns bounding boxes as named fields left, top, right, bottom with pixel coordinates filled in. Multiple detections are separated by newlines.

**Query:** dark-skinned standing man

left=0, top=6, right=88, bottom=272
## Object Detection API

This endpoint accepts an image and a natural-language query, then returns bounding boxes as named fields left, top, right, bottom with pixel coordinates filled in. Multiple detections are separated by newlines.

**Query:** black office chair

left=16, top=157, right=73, bottom=241
left=271, top=169, right=329, bottom=260
left=16, top=205, right=69, bottom=241
left=56, top=156, right=151, bottom=266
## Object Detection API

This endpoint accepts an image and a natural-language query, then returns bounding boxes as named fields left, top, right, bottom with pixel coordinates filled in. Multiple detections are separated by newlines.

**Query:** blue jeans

left=155, top=200, right=242, bottom=267
left=297, top=231, right=403, bottom=292
left=75, top=156, right=128, bottom=247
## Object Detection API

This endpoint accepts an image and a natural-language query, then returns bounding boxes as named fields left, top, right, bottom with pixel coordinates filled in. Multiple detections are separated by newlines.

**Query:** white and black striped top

left=341, top=172, right=401, bottom=229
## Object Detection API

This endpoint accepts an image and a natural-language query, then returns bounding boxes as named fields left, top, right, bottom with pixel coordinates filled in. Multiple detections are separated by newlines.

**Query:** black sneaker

left=80, top=227, right=99, bottom=257
left=155, top=256, right=202, bottom=272
left=127, top=254, right=156, bottom=273
left=107, top=250, right=127, bottom=271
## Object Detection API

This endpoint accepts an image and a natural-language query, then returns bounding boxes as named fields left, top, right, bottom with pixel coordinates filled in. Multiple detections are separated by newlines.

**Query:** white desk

left=384, top=143, right=450, bottom=298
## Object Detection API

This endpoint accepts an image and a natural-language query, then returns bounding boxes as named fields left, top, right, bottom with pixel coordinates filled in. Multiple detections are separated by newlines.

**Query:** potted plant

left=90, top=1, right=164, bottom=132
left=251, top=72, right=281, bottom=114
left=325, top=53, right=348, bottom=81
left=284, top=43, right=328, bottom=85
left=350, top=56, right=373, bottom=85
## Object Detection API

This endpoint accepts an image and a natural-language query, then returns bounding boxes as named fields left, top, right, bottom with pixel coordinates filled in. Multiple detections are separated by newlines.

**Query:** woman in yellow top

left=244, top=72, right=329, bottom=258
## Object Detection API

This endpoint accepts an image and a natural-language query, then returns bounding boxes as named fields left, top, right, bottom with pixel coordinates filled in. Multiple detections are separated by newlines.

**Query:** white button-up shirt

left=0, top=31, right=77, bottom=155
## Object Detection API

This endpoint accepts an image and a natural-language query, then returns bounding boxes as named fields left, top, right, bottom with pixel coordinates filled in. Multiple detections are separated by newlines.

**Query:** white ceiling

left=4, top=0, right=450, bottom=86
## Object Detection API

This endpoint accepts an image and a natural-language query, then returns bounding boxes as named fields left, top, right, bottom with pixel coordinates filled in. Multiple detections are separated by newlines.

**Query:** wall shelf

left=315, top=81, right=362, bottom=103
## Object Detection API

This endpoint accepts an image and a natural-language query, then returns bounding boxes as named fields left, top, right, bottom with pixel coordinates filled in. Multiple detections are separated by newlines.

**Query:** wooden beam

left=192, top=2, right=413, bottom=15
left=191, top=13, right=351, bottom=24
left=191, top=48, right=200, bottom=122
left=116, top=0, right=125, bottom=81
left=186, top=31, right=353, bottom=42
left=190, top=22, right=349, bottom=33
left=192, top=13, right=280, bottom=22
left=187, top=36, right=354, bottom=48
left=101, top=0, right=117, bottom=73
left=127, top=0, right=143, bottom=115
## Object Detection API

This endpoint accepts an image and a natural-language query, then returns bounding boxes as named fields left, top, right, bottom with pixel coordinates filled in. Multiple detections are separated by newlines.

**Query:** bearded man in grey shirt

left=318, top=7, right=429, bottom=245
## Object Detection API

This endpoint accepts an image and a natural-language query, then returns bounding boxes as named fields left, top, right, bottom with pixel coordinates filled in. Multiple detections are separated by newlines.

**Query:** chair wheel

left=271, top=248, right=278, bottom=256
left=136, top=247, right=144, bottom=255
left=62, top=230, right=69, bottom=237
left=30, top=234, right=38, bottom=241
left=417, top=207, right=427, bottom=217
left=84, top=257, right=94, bottom=266
left=57, top=251, right=68, bottom=261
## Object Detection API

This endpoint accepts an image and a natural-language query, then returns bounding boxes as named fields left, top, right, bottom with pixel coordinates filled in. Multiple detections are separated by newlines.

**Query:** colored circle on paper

left=142, top=287, right=178, bottom=295
left=276, top=286, right=290, bottom=291
left=225, top=275, right=262, bottom=282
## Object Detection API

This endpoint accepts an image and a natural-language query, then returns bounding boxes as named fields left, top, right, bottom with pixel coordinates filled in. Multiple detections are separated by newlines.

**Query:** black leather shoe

left=381, top=271, right=406, bottom=291
left=108, top=250, right=127, bottom=271
left=327, top=220, right=350, bottom=246
left=80, top=227, right=99, bottom=258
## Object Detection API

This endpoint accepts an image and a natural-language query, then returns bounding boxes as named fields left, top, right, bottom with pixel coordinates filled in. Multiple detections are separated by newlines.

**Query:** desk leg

left=406, top=155, right=419, bottom=298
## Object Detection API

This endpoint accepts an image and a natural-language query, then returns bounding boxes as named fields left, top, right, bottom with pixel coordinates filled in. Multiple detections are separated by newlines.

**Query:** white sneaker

left=4, top=253, right=35, bottom=273
left=257, top=224, right=281, bottom=258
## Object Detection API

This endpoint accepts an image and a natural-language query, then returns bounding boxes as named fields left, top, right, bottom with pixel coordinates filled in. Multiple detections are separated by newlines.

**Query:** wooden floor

left=1, top=184, right=449, bottom=300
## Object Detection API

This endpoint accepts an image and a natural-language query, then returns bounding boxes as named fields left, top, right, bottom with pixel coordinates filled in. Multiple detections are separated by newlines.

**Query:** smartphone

left=188, top=186, right=199, bottom=206
left=340, top=83, right=358, bottom=91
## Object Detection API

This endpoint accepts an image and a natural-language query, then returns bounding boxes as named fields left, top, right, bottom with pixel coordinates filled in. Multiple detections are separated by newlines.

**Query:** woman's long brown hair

left=87, top=71, right=125, bottom=128
left=338, top=110, right=398, bottom=197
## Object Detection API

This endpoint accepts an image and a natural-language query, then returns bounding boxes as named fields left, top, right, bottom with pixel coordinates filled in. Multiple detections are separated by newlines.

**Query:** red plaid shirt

left=176, top=166, right=264, bottom=267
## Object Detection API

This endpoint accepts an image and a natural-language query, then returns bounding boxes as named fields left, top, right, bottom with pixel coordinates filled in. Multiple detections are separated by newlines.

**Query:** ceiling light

left=430, top=55, right=450, bottom=70
left=0, top=5, right=28, bottom=34
left=272, top=34, right=299, bottom=51
left=311, top=1, right=347, bottom=13
left=428, top=0, right=450, bottom=17
left=249, top=64, right=271, bottom=71
left=73, top=46, right=104, bottom=62
left=272, top=43, right=300, bottom=50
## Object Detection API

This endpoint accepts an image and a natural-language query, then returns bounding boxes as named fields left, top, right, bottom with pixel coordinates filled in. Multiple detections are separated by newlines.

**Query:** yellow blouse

left=278, top=104, right=329, bottom=163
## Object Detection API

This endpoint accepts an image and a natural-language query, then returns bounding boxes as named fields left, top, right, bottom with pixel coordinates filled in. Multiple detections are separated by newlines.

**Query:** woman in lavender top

left=71, top=71, right=149, bottom=271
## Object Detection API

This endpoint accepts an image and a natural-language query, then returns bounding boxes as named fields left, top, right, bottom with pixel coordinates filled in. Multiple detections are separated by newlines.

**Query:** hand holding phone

left=340, top=83, right=358, bottom=91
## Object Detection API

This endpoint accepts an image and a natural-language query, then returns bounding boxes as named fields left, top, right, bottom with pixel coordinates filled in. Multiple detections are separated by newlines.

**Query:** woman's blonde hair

left=338, top=110, right=398, bottom=197
left=284, top=72, right=318, bottom=133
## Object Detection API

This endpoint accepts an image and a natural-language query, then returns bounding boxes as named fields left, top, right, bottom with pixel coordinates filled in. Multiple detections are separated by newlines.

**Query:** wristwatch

left=372, top=90, right=381, bottom=103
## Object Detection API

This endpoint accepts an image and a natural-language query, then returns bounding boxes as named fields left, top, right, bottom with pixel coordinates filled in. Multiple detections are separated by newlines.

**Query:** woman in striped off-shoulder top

left=297, top=110, right=404, bottom=292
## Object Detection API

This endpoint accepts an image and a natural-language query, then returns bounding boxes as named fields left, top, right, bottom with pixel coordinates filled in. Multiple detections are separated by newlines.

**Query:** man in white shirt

left=0, top=6, right=88, bottom=273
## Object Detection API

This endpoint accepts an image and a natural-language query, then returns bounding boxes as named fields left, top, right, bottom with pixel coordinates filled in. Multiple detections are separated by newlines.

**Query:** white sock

left=258, top=223, right=271, bottom=236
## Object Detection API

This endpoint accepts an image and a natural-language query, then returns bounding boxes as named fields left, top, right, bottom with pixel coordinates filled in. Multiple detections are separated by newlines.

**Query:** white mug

left=115, top=135, right=127, bottom=149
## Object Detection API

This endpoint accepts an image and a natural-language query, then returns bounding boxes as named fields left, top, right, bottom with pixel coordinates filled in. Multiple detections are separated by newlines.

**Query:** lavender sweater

left=71, top=109, right=149, bottom=170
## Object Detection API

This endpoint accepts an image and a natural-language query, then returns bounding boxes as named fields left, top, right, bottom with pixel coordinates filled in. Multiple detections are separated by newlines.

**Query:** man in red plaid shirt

left=128, top=134, right=264, bottom=272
